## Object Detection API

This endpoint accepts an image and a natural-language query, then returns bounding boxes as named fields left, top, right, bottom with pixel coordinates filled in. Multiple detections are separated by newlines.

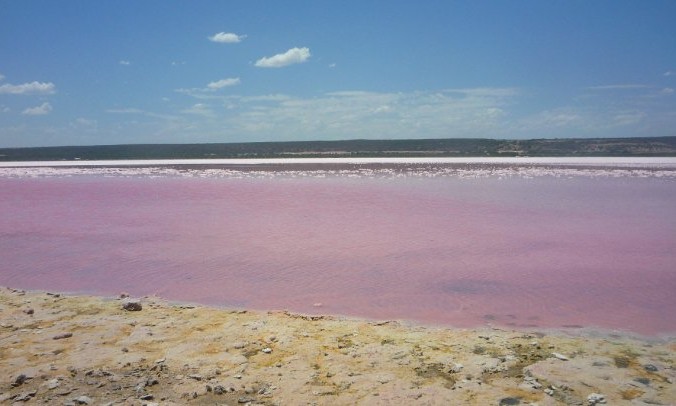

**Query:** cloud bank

left=209, top=32, right=246, bottom=43
left=207, top=77, right=241, bottom=90
left=0, top=81, right=56, bottom=95
left=255, top=47, right=310, bottom=68
left=22, top=102, right=52, bottom=115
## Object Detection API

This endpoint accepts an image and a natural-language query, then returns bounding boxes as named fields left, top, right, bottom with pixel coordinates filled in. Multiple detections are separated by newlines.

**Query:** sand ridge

left=1, top=287, right=674, bottom=405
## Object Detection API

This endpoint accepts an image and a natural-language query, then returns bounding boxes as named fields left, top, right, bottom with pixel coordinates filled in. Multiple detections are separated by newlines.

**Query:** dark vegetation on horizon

left=1, top=136, right=675, bottom=161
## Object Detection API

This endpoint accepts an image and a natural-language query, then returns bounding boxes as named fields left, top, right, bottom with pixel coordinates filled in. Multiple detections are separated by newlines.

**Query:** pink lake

left=1, top=164, right=674, bottom=336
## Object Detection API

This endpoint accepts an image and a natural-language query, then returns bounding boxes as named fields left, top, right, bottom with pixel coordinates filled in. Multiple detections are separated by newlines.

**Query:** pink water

left=1, top=171, right=674, bottom=335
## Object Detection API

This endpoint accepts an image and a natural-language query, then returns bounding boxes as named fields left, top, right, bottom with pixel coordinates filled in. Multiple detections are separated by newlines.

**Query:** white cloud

left=208, top=32, right=246, bottom=43
left=0, top=81, right=56, bottom=95
left=119, top=60, right=131, bottom=65
left=207, top=77, right=240, bottom=90
left=182, top=103, right=215, bottom=118
left=255, top=47, right=311, bottom=68
left=664, top=71, right=674, bottom=77
left=661, top=87, right=674, bottom=95
left=0, top=73, right=4, bottom=81
left=22, top=102, right=52, bottom=115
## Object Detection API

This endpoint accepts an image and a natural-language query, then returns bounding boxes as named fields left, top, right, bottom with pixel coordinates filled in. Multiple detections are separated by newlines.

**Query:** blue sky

left=1, top=1, right=675, bottom=147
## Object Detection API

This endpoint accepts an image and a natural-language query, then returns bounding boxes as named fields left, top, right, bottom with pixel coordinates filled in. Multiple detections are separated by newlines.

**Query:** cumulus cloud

left=0, top=81, right=56, bottom=95
left=209, top=32, right=245, bottom=43
left=22, top=102, right=52, bottom=115
left=207, top=77, right=241, bottom=90
left=255, top=47, right=311, bottom=68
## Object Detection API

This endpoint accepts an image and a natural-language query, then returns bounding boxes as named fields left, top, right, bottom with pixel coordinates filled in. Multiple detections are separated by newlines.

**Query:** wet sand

left=1, top=287, right=674, bottom=405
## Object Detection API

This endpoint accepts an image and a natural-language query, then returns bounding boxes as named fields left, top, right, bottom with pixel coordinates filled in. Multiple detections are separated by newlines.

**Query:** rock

left=12, top=390, right=37, bottom=401
left=634, top=377, right=650, bottom=385
left=499, top=397, right=521, bottom=405
left=53, top=332, right=73, bottom=340
left=213, top=385, right=226, bottom=395
left=122, top=300, right=142, bottom=311
left=188, top=374, right=203, bottom=381
left=120, top=292, right=130, bottom=298
left=12, top=373, right=28, bottom=387
left=551, top=352, right=569, bottom=361
left=232, top=342, right=248, bottom=349
left=47, top=378, right=60, bottom=389
left=74, top=395, right=93, bottom=404
left=238, top=397, right=256, bottom=404
left=262, top=347, right=272, bottom=353
left=587, top=393, right=606, bottom=405
left=449, top=363, right=463, bottom=373
left=544, top=388, right=554, bottom=396
left=139, top=394, right=154, bottom=400
left=23, top=308, right=34, bottom=315
left=644, top=364, right=658, bottom=372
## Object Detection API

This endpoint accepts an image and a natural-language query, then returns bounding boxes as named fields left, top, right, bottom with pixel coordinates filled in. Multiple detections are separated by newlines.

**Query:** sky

left=1, top=1, right=675, bottom=147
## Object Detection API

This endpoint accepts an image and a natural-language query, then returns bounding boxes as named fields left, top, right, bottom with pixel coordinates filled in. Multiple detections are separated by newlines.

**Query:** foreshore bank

left=1, top=287, right=674, bottom=405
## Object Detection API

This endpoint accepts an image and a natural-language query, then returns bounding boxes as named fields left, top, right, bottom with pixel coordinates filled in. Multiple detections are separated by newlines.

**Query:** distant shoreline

left=2, top=136, right=676, bottom=162
left=3, top=156, right=676, bottom=168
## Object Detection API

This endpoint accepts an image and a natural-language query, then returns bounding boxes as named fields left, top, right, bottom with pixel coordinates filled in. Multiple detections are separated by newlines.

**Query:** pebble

left=47, top=378, right=61, bottom=389
left=551, top=352, right=569, bottom=361
left=262, top=347, right=272, bottom=354
left=53, top=332, right=73, bottom=340
left=74, top=395, right=93, bottom=404
left=644, top=364, right=658, bottom=372
left=23, top=307, right=34, bottom=315
left=122, top=300, right=143, bottom=311
left=13, top=390, right=37, bottom=401
left=587, top=393, right=606, bottom=405
left=12, top=373, right=28, bottom=387
left=450, top=363, right=463, bottom=373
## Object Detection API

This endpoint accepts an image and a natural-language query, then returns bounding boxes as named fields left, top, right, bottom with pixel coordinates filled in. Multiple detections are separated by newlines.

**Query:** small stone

left=499, top=397, right=521, bottom=405
left=47, top=378, right=61, bottom=389
left=644, top=364, right=658, bottom=372
left=74, top=395, right=93, bottom=404
left=122, top=300, right=142, bottom=311
left=188, top=374, right=203, bottom=381
left=449, top=363, right=463, bottom=373
left=53, top=332, right=73, bottom=340
left=213, top=385, right=226, bottom=395
left=551, top=352, right=569, bottom=361
left=232, top=342, right=247, bottom=349
left=139, top=394, right=154, bottom=400
left=23, top=308, right=34, bottom=315
left=544, top=388, right=554, bottom=396
left=238, top=397, right=255, bottom=404
left=634, top=377, right=650, bottom=386
left=12, top=373, right=28, bottom=387
left=587, top=393, right=606, bottom=405
left=261, top=347, right=272, bottom=354
left=120, top=292, right=130, bottom=298
left=12, top=390, right=37, bottom=401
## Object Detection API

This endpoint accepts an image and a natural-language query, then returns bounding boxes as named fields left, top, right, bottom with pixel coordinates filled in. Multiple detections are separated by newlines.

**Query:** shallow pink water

left=1, top=173, right=674, bottom=335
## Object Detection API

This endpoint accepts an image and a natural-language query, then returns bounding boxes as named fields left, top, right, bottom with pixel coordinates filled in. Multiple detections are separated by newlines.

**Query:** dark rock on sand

left=122, top=300, right=142, bottom=311
left=53, top=332, right=73, bottom=340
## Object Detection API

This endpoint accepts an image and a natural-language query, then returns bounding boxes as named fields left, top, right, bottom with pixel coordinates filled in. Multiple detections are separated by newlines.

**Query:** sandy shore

left=1, top=287, right=673, bottom=405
